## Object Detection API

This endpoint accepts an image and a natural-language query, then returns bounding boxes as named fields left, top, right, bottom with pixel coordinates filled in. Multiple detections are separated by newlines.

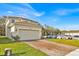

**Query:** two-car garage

left=18, top=29, right=42, bottom=40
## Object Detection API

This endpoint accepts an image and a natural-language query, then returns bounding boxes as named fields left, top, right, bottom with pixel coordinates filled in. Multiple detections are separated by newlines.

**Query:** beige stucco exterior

left=5, top=16, right=42, bottom=40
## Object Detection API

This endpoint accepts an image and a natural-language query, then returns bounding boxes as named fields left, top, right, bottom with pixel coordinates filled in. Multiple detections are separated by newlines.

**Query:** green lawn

left=0, top=36, right=47, bottom=56
left=0, top=42, right=47, bottom=56
left=48, top=39, right=79, bottom=47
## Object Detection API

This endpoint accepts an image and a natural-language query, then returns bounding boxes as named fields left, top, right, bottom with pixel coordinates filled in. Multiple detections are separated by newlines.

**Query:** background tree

left=42, top=24, right=61, bottom=36
left=0, top=17, right=5, bottom=36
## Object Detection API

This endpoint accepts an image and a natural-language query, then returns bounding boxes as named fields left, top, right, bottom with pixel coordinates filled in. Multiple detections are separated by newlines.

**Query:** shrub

left=11, top=35, right=20, bottom=41
left=0, top=36, right=12, bottom=44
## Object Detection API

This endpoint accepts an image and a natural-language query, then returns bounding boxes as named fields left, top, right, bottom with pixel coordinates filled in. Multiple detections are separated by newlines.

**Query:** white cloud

left=4, top=3, right=45, bottom=22
left=52, top=18, right=59, bottom=22
left=33, top=12, right=45, bottom=16
left=7, top=11, right=13, bottom=14
left=59, top=24, right=79, bottom=30
left=18, top=3, right=45, bottom=17
left=54, top=9, right=68, bottom=16
left=54, top=8, right=79, bottom=16
left=21, top=4, right=36, bottom=11
left=48, top=17, right=59, bottom=22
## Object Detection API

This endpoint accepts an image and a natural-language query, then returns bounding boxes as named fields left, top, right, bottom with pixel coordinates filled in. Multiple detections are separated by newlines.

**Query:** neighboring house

left=62, top=30, right=79, bottom=36
left=4, top=16, right=42, bottom=40
left=61, top=30, right=79, bottom=40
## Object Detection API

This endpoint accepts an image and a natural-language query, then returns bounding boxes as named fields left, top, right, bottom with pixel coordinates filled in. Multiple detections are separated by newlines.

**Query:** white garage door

left=18, top=29, right=41, bottom=40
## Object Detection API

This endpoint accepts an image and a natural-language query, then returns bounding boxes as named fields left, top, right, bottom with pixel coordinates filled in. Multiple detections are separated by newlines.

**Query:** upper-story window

left=11, top=19, right=15, bottom=23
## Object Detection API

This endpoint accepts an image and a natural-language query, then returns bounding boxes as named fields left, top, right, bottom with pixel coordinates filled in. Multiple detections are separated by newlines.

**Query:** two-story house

left=4, top=16, right=42, bottom=40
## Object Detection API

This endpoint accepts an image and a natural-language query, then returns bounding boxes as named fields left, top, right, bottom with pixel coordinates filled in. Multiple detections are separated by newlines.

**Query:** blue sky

left=0, top=3, right=79, bottom=30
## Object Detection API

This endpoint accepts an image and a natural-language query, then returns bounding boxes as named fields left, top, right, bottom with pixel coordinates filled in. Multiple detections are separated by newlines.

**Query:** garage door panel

left=18, top=29, right=41, bottom=40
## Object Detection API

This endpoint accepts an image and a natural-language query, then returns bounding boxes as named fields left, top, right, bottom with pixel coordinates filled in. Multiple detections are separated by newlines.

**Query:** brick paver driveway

left=26, top=40, right=78, bottom=56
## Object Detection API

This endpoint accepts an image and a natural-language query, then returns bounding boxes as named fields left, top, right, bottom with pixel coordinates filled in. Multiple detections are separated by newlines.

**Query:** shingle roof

left=3, top=16, right=42, bottom=28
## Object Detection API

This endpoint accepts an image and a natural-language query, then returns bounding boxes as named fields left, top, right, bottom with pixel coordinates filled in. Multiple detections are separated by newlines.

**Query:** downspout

left=5, top=16, right=9, bottom=37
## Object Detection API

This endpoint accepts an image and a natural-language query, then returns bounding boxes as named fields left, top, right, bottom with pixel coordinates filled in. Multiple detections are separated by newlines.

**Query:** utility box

left=4, top=48, right=12, bottom=56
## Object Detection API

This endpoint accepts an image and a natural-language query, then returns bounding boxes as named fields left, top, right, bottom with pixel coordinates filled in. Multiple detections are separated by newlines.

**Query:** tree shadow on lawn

left=0, top=52, right=26, bottom=56
left=0, top=40, right=24, bottom=44
left=0, top=41, right=15, bottom=44
left=12, top=52, right=26, bottom=56
left=19, top=40, right=40, bottom=42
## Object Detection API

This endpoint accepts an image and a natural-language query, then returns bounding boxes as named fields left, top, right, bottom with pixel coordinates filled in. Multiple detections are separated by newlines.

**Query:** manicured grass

left=0, top=36, right=47, bottom=56
left=48, top=39, right=79, bottom=47
left=0, top=42, right=47, bottom=56
left=0, top=36, right=13, bottom=44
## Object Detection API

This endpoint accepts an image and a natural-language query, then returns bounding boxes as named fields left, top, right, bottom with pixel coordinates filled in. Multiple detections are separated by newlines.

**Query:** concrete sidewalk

left=66, top=49, right=79, bottom=56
